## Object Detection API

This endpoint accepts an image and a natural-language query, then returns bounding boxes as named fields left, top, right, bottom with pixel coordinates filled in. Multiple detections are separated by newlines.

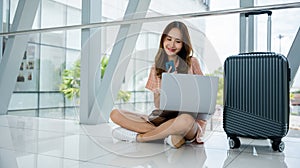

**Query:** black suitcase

left=223, top=11, right=291, bottom=152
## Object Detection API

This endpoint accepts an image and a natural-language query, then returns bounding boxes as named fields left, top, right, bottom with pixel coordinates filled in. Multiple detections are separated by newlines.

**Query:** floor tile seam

left=37, top=152, right=86, bottom=162
left=206, top=124, right=225, bottom=134
left=86, top=142, right=170, bottom=163
left=202, top=131, right=227, bottom=140
left=0, top=146, right=21, bottom=153
left=2, top=143, right=63, bottom=154
left=223, top=144, right=250, bottom=168
left=76, top=129, right=113, bottom=138
left=283, top=155, right=300, bottom=159
left=281, top=138, right=300, bottom=143
left=252, top=152, right=300, bottom=159
left=78, top=133, right=114, bottom=147
left=78, top=133, right=113, bottom=138
left=10, top=143, right=107, bottom=160
left=0, top=124, right=81, bottom=136
left=85, top=142, right=139, bottom=162
left=224, top=149, right=300, bottom=160
left=0, top=136, right=71, bottom=147
left=201, top=146, right=229, bottom=151
left=0, top=145, right=28, bottom=152
left=61, top=133, right=116, bottom=161
left=236, top=148, right=284, bottom=156
left=0, top=124, right=9, bottom=128
left=246, top=141, right=300, bottom=156
left=82, top=161, right=127, bottom=168
left=223, top=145, right=300, bottom=160
left=94, top=144, right=132, bottom=157
left=3, top=115, right=86, bottom=129
left=197, top=147, right=230, bottom=152
left=84, top=159, right=128, bottom=168
left=203, top=136, right=253, bottom=151
left=76, top=122, right=116, bottom=138
left=38, top=151, right=109, bottom=163
left=223, top=138, right=255, bottom=167
left=6, top=126, right=113, bottom=139
left=0, top=146, right=40, bottom=155
left=5, top=115, right=78, bottom=124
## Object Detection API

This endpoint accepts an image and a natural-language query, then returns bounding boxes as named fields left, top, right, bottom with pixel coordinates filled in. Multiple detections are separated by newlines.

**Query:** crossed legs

left=110, top=109, right=198, bottom=142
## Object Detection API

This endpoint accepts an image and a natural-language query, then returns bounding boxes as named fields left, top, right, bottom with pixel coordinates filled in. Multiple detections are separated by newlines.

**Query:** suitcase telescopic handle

left=244, top=10, right=272, bottom=52
left=245, top=11, right=272, bottom=17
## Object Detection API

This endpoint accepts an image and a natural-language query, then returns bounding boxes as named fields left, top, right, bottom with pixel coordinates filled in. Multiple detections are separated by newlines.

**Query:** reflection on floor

left=0, top=115, right=299, bottom=168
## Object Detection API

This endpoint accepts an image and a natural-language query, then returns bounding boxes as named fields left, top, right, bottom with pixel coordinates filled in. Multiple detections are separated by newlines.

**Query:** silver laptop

left=160, top=73, right=219, bottom=120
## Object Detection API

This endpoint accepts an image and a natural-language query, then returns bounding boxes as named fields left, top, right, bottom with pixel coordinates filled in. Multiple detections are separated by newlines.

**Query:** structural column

left=0, top=0, right=40, bottom=115
left=80, top=0, right=151, bottom=124
left=80, top=0, right=103, bottom=123
left=287, top=27, right=300, bottom=87
left=0, top=0, right=3, bottom=60
left=240, top=0, right=255, bottom=53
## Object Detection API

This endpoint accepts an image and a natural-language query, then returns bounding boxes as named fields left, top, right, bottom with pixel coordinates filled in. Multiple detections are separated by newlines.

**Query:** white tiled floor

left=0, top=115, right=300, bottom=168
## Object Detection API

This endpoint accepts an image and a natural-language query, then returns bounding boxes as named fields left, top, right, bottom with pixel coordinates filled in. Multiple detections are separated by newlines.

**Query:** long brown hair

left=155, top=21, right=193, bottom=79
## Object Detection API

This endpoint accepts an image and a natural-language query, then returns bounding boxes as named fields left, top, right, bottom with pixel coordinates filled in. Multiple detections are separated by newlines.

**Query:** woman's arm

left=154, top=92, right=160, bottom=109
left=191, top=57, right=203, bottom=75
left=145, top=65, right=162, bottom=109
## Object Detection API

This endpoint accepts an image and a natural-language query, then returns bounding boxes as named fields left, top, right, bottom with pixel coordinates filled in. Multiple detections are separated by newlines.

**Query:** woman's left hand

left=167, top=66, right=177, bottom=74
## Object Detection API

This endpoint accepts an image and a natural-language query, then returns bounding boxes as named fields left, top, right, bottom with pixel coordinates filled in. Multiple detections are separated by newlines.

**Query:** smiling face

left=155, top=21, right=192, bottom=78
left=163, top=28, right=183, bottom=57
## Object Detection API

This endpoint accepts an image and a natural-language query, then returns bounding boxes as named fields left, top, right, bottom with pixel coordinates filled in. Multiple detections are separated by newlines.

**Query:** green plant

left=117, top=90, right=131, bottom=102
left=293, top=90, right=300, bottom=94
left=59, top=57, right=131, bottom=102
left=59, top=60, right=80, bottom=99
left=101, top=56, right=109, bottom=78
left=290, top=92, right=295, bottom=100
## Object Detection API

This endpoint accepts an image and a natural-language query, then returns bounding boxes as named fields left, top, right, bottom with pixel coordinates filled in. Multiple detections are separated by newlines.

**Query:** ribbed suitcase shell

left=223, top=52, right=290, bottom=139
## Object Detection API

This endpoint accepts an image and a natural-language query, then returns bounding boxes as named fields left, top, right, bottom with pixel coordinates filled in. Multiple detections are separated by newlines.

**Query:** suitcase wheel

left=229, top=137, right=241, bottom=149
left=271, top=140, right=285, bottom=152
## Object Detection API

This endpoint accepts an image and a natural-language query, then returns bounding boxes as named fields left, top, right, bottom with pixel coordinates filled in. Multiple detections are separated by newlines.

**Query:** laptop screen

left=160, top=73, right=219, bottom=119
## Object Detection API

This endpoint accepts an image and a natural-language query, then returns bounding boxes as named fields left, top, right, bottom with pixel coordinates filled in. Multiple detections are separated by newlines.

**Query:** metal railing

left=0, top=2, right=300, bottom=37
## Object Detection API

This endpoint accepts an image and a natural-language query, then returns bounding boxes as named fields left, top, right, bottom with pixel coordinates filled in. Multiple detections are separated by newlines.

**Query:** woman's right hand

left=167, top=66, right=177, bottom=73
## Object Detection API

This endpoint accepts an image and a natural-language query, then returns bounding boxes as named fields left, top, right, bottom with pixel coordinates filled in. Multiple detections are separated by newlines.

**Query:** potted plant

left=59, top=57, right=131, bottom=103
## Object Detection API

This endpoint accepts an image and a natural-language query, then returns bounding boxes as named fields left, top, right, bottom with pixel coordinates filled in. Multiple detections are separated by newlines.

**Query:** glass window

left=41, top=0, right=66, bottom=28
left=39, top=93, right=64, bottom=108
left=8, top=110, right=37, bottom=117
left=66, top=30, right=80, bottom=49
left=52, top=0, right=82, bottom=9
left=67, top=6, right=81, bottom=26
left=66, top=50, right=80, bottom=69
left=204, top=14, right=239, bottom=65
left=39, top=108, right=64, bottom=119
left=8, top=93, right=38, bottom=110
left=256, top=0, right=300, bottom=6
left=208, top=0, right=239, bottom=10
left=15, top=43, right=40, bottom=92
left=41, top=31, right=66, bottom=47
left=9, top=0, right=18, bottom=25
left=65, top=107, right=79, bottom=120
left=40, top=46, right=65, bottom=91
left=102, top=0, right=129, bottom=20
left=65, top=97, right=79, bottom=107
left=32, top=5, right=41, bottom=30
left=149, top=0, right=209, bottom=15
left=255, top=8, right=300, bottom=56
left=66, top=7, right=81, bottom=49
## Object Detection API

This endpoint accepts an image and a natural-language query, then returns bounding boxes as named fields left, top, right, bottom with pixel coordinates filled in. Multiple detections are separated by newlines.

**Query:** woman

left=110, top=21, right=206, bottom=148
